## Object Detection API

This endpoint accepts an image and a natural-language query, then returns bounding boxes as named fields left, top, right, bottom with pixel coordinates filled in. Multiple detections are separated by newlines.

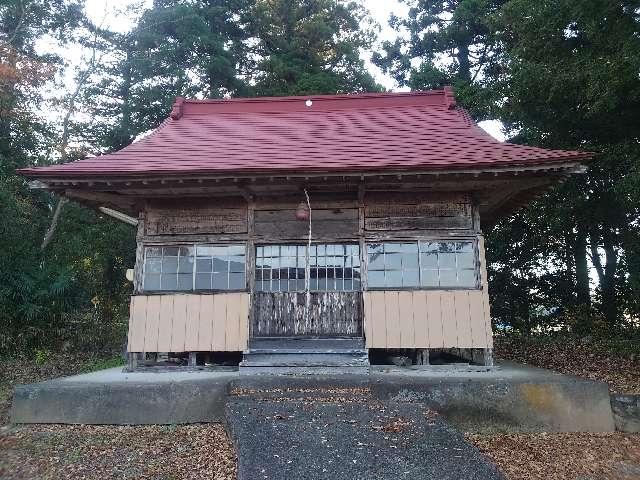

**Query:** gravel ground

left=467, top=432, right=640, bottom=480
left=226, top=397, right=503, bottom=480
left=0, top=424, right=237, bottom=480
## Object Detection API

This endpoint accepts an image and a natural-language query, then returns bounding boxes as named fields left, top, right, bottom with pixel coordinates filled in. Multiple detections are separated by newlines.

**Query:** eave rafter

left=29, top=162, right=585, bottom=224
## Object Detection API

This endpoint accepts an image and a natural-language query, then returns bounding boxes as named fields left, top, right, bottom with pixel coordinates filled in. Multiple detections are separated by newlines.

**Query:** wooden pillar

left=127, top=352, right=140, bottom=370
left=483, top=348, right=494, bottom=367
left=416, top=348, right=430, bottom=365
left=188, top=352, right=197, bottom=367
left=246, top=194, right=256, bottom=341
left=133, top=211, right=146, bottom=294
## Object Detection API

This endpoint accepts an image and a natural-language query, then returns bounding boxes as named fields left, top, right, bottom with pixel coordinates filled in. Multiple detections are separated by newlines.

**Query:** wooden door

left=252, top=291, right=362, bottom=337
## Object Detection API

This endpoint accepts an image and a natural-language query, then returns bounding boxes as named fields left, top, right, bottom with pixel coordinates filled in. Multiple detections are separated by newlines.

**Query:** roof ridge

left=180, top=89, right=447, bottom=106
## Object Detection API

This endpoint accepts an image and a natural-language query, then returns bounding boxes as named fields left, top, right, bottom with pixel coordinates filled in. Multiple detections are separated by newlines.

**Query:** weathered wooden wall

left=127, top=293, right=250, bottom=352
left=363, top=193, right=473, bottom=233
left=252, top=292, right=362, bottom=337
left=130, top=192, right=493, bottom=349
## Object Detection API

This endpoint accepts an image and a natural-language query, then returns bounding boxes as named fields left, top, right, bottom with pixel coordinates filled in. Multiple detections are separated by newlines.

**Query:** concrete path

left=225, top=390, right=504, bottom=480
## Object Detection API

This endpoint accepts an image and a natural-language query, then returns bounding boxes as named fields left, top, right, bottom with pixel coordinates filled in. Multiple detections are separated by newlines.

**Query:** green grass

left=79, top=356, right=125, bottom=373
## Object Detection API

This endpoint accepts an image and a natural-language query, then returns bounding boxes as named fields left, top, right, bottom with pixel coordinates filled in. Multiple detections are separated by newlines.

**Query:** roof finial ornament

left=170, top=97, right=185, bottom=120
left=443, top=86, right=456, bottom=110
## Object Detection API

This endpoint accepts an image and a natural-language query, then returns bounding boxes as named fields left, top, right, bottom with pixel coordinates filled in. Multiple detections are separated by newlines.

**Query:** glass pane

left=368, top=253, right=385, bottom=270
left=195, top=273, right=212, bottom=290
left=385, top=270, right=402, bottom=287
left=385, top=253, right=402, bottom=269
left=196, top=258, right=213, bottom=272
left=456, top=242, right=473, bottom=252
left=178, top=257, right=193, bottom=273
left=398, top=243, right=418, bottom=253
left=281, top=245, right=297, bottom=257
left=229, top=256, right=246, bottom=272
left=146, top=247, right=162, bottom=257
left=439, top=269, right=458, bottom=286
left=383, top=243, right=403, bottom=253
left=255, top=280, right=264, bottom=291
left=421, top=252, right=438, bottom=268
left=256, top=246, right=264, bottom=256
left=178, top=246, right=193, bottom=257
left=439, top=252, right=456, bottom=269
left=367, top=244, right=383, bottom=255
left=229, top=273, right=245, bottom=289
left=161, top=275, right=177, bottom=290
left=438, top=242, right=456, bottom=253
left=280, top=256, right=295, bottom=268
left=144, top=274, right=161, bottom=290
left=403, top=269, right=419, bottom=287
left=420, top=242, right=439, bottom=253
left=163, top=247, right=179, bottom=257
left=457, top=252, right=475, bottom=269
left=367, top=270, right=385, bottom=288
left=212, top=257, right=228, bottom=272
left=196, top=245, right=214, bottom=256
left=401, top=253, right=419, bottom=269
left=227, top=244, right=245, bottom=255
left=213, top=272, right=228, bottom=289
left=421, top=270, right=439, bottom=287
left=458, top=269, right=477, bottom=287
left=145, top=258, right=162, bottom=273
left=162, top=258, right=178, bottom=273
left=177, top=274, right=192, bottom=290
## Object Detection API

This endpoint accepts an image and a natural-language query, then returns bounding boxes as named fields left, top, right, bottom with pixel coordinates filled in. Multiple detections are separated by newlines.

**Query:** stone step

left=240, top=352, right=369, bottom=368
left=247, top=337, right=365, bottom=353
left=238, top=366, right=370, bottom=376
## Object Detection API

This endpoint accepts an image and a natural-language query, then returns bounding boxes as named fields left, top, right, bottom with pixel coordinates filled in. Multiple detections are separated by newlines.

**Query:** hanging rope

left=304, top=189, right=312, bottom=324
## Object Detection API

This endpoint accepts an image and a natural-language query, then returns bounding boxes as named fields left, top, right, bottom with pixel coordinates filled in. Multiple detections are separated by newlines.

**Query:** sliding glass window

left=367, top=241, right=478, bottom=289
left=143, top=244, right=246, bottom=292
left=255, top=244, right=360, bottom=292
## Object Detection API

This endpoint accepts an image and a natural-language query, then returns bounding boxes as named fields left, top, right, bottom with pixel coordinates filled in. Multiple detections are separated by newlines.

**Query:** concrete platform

left=10, top=362, right=616, bottom=432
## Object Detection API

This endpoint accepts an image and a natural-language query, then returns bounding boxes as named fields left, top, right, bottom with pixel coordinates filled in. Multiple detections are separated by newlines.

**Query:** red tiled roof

left=18, top=88, right=590, bottom=178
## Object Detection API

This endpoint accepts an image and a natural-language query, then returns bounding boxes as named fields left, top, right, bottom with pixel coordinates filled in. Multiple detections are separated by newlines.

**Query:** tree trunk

left=590, top=231, right=619, bottom=327
left=573, top=224, right=590, bottom=307
left=601, top=234, right=618, bottom=326
left=457, top=41, right=471, bottom=83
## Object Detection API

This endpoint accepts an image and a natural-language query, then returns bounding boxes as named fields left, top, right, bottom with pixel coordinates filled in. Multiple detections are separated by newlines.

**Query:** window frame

left=141, top=242, right=248, bottom=294
left=364, top=238, right=481, bottom=291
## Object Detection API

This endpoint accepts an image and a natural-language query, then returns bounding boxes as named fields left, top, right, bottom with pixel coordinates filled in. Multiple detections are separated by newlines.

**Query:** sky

left=78, top=0, right=505, bottom=140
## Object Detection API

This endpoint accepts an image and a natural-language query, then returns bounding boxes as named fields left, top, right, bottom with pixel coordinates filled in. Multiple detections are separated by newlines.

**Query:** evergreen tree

left=372, top=0, right=504, bottom=116
left=247, top=0, right=381, bottom=96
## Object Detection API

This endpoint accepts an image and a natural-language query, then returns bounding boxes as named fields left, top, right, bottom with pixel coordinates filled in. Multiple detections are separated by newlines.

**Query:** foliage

left=379, top=0, right=640, bottom=333
left=246, top=0, right=381, bottom=96
left=1, top=0, right=639, bottom=355
left=80, top=355, right=125, bottom=373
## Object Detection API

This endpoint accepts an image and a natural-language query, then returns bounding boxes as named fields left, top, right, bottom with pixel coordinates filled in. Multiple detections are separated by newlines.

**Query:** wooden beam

left=65, top=189, right=136, bottom=208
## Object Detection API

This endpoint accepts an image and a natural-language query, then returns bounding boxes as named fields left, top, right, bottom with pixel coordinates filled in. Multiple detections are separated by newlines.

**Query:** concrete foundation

left=11, top=362, right=616, bottom=432
left=610, top=394, right=640, bottom=433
